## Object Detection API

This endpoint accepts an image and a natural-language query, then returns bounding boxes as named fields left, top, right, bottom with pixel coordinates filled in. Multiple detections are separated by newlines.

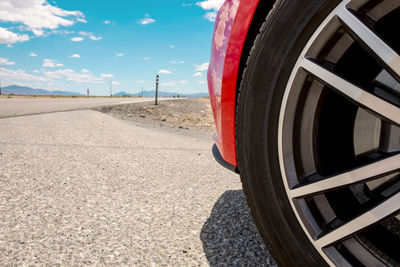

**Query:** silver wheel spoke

left=316, top=192, right=400, bottom=248
left=300, top=58, right=400, bottom=125
left=290, top=154, right=400, bottom=198
left=336, top=6, right=400, bottom=81
left=278, top=1, right=400, bottom=264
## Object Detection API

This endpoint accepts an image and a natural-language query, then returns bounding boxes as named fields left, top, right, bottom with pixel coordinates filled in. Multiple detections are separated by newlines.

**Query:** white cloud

left=103, top=20, right=115, bottom=25
left=43, top=59, right=63, bottom=68
left=0, top=64, right=106, bottom=88
left=50, top=29, right=75, bottom=36
left=116, top=53, right=124, bottom=57
left=101, top=73, right=114, bottom=78
left=81, top=69, right=90, bottom=73
left=194, top=62, right=209, bottom=71
left=89, top=35, right=102, bottom=41
left=71, top=36, right=83, bottom=42
left=138, top=14, right=155, bottom=25
left=161, top=80, right=187, bottom=87
left=111, top=81, right=120, bottom=86
left=161, top=81, right=177, bottom=87
left=143, top=57, right=150, bottom=61
left=78, top=31, right=102, bottom=41
left=29, top=52, right=37, bottom=57
left=31, top=29, right=44, bottom=36
left=79, top=31, right=102, bottom=40
left=198, top=80, right=206, bottom=84
left=169, top=44, right=175, bottom=48
left=197, top=0, right=224, bottom=22
left=204, top=12, right=217, bottom=22
left=0, top=66, right=48, bottom=85
left=0, top=27, right=29, bottom=45
left=0, top=57, right=15, bottom=66
left=171, top=60, right=185, bottom=65
left=194, top=72, right=202, bottom=77
left=77, top=18, right=87, bottom=23
left=44, top=68, right=104, bottom=83
left=78, top=31, right=90, bottom=36
left=69, top=54, right=80, bottom=58
left=196, top=0, right=224, bottom=10
left=0, top=0, right=85, bottom=38
left=159, top=69, right=172, bottom=74
left=137, top=80, right=145, bottom=83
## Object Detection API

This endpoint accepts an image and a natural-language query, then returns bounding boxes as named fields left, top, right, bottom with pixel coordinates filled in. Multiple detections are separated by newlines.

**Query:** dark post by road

left=155, top=75, right=159, bottom=105
left=87, top=88, right=89, bottom=96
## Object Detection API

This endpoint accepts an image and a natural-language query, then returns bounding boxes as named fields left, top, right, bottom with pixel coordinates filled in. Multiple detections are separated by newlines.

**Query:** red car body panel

left=208, top=0, right=260, bottom=167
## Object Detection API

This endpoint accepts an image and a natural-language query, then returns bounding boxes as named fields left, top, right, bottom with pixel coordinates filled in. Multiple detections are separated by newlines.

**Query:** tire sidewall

left=237, top=0, right=342, bottom=266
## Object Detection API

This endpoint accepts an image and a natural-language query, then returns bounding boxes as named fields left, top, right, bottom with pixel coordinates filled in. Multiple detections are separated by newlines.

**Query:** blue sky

left=0, top=0, right=223, bottom=95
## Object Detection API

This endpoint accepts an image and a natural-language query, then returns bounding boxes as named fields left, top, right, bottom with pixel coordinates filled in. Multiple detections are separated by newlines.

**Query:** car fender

left=208, top=0, right=260, bottom=167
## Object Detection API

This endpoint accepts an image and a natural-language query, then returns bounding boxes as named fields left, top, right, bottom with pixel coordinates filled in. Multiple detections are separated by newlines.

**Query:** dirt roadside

left=95, top=98, right=216, bottom=134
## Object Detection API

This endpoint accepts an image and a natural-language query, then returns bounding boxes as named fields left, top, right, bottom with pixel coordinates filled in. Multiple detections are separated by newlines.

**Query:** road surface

left=0, top=102, right=275, bottom=265
left=0, top=97, right=169, bottom=118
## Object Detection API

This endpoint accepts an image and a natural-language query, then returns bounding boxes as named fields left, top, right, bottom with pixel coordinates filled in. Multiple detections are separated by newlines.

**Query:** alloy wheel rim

left=278, top=0, right=400, bottom=265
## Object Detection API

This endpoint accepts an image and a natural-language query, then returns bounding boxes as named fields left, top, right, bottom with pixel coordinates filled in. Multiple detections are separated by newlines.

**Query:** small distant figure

left=87, top=88, right=90, bottom=96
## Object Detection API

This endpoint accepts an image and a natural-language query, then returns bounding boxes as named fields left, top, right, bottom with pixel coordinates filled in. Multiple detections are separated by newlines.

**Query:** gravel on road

left=0, top=108, right=276, bottom=266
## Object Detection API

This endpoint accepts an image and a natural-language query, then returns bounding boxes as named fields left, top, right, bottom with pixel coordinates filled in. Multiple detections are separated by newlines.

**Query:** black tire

left=236, top=0, right=341, bottom=266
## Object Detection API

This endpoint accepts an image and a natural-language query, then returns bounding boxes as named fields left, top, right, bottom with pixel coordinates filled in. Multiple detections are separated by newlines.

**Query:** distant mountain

left=2, top=85, right=85, bottom=96
left=114, top=91, right=131, bottom=96
left=1, top=85, right=209, bottom=98
left=115, top=90, right=208, bottom=98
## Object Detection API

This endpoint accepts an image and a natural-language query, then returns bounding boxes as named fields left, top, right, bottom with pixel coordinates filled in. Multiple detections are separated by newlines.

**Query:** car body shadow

left=200, top=190, right=277, bottom=266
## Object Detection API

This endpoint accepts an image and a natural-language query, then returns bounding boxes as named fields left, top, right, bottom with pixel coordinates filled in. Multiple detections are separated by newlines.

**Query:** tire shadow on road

left=200, top=190, right=277, bottom=266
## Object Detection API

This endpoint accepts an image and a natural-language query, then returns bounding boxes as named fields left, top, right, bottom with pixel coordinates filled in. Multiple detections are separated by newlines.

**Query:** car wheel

left=236, top=0, right=400, bottom=266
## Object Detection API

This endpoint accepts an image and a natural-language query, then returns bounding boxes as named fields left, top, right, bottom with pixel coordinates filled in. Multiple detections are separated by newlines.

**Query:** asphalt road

left=0, top=104, right=275, bottom=265
left=0, top=97, right=167, bottom=118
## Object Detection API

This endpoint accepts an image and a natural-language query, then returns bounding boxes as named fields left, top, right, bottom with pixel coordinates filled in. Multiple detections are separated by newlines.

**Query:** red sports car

left=207, top=0, right=400, bottom=266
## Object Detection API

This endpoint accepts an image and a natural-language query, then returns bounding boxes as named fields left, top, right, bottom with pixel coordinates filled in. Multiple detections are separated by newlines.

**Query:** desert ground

left=96, top=98, right=214, bottom=134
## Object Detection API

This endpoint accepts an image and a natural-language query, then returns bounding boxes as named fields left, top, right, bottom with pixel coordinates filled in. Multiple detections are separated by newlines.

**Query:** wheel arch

left=233, top=1, right=277, bottom=171
left=235, top=0, right=277, bottom=103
